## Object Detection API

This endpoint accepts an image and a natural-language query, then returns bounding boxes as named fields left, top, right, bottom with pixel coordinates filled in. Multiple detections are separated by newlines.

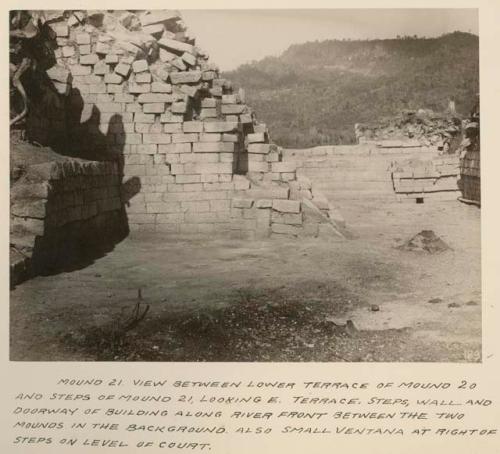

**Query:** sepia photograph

left=9, top=8, right=480, bottom=362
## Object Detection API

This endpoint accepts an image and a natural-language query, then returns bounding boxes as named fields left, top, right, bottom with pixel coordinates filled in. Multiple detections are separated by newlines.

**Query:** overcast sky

left=181, top=9, right=478, bottom=71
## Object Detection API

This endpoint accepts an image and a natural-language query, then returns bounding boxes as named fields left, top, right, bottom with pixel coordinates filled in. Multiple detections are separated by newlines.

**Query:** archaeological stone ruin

left=10, top=10, right=345, bottom=286
left=9, top=10, right=480, bottom=287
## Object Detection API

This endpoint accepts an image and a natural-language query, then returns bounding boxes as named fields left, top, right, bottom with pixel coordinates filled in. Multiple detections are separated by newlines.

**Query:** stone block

left=221, top=104, right=246, bottom=115
left=89, top=82, right=108, bottom=93
left=142, top=23, right=165, bottom=36
left=200, top=108, right=217, bottom=119
left=210, top=200, right=231, bottom=211
left=194, top=163, right=233, bottom=174
left=152, top=82, right=172, bottom=93
left=199, top=133, right=222, bottom=142
left=132, top=59, right=149, bottom=73
left=172, top=133, right=198, bottom=143
left=136, top=144, right=158, bottom=155
left=104, top=73, right=123, bottom=84
left=129, top=83, right=151, bottom=94
left=247, top=161, right=269, bottom=172
left=181, top=52, right=197, bottom=66
left=232, top=198, right=253, bottom=209
left=93, top=60, right=109, bottom=75
left=62, top=46, right=75, bottom=57
left=181, top=201, right=211, bottom=213
left=271, top=223, right=300, bottom=236
left=171, top=58, right=187, bottom=71
left=143, top=133, right=172, bottom=144
left=115, top=63, right=131, bottom=77
left=136, top=72, right=152, bottom=83
left=94, top=102, right=122, bottom=112
left=203, top=122, right=238, bottom=133
left=76, top=33, right=90, bottom=45
left=159, top=143, right=191, bottom=154
left=169, top=70, right=202, bottom=85
left=70, top=64, right=92, bottom=76
left=171, top=102, right=187, bottom=114
left=159, top=48, right=177, bottom=63
left=222, top=133, right=238, bottom=142
left=240, top=114, right=253, bottom=124
left=51, top=23, right=69, bottom=37
left=182, top=121, right=203, bottom=133
left=134, top=112, right=155, bottom=123
left=143, top=103, right=165, bottom=113
left=201, top=98, right=217, bottom=108
left=222, top=94, right=238, bottom=104
left=271, top=211, right=302, bottom=225
left=164, top=123, right=183, bottom=133
left=158, top=37, right=195, bottom=55
left=105, top=54, right=119, bottom=64
left=247, top=132, right=266, bottom=143
left=193, top=142, right=234, bottom=153
left=255, top=199, right=272, bottom=208
left=80, top=54, right=99, bottom=65
left=160, top=113, right=184, bottom=123
left=137, top=93, right=173, bottom=103
left=272, top=199, right=301, bottom=213
left=96, top=42, right=111, bottom=54
left=248, top=143, right=271, bottom=154
left=176, top=174, right=201, bottom=184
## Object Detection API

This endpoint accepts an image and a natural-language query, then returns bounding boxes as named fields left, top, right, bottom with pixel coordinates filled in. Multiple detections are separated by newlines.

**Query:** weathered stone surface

left=248, top=144, right=271, bottom=154
left=80, top=54, right=99, bottom=65
left=76, top=33, right=90, bottom=45
left=247, top=132, right=266, bottom=143
left=271, top=211, right=302, bottom=225
left=137, top=93, right=173, bottom=103
left=271, top=223, right=300, bottom=236
left=140, top=10, right=180, bottom=27
left=183, top=121, right=203, bottom=133
left=170, top=71, right=202, bottom=85
left=132, top=60, right=149, bottom=73
left=158, top=37, right=194, bottom=55
left=104, top=73, right=123, bottom=84
left=272, top=199, right=301, bottom=213
left=232, top=198, right=253, bottom=209
left=142, top=23, right=165, bottom=36
left=115, top=63, right=131, bottom=77
left=193, top=142, right=234, bottom=153
left=181, top=52, right=197, bottom=66
left=143, top=103, right=165, bottom=113
left=152, top=82, right=172, bottom=93
left=203, top=122, right=237, bottom=133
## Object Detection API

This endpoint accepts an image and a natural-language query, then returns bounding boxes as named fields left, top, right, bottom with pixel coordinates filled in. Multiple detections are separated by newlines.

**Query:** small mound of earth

left=398, top=230, right=451, bottom=253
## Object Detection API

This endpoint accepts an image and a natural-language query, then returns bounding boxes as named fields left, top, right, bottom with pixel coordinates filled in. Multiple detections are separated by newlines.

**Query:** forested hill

left=224, top=32, right=479, bottom=147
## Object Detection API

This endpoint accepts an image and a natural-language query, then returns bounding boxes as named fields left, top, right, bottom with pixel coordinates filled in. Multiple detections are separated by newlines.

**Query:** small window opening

left=416, top=197, right=424, bottom=204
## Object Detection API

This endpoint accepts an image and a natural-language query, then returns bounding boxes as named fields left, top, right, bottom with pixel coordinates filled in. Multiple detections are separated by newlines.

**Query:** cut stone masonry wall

left=25, top=10, right=342, bottom=240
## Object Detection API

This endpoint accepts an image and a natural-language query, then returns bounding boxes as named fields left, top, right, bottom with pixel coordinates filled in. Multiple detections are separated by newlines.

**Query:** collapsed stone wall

left=24, top=10, right=342, bottom=239
left=10, top=153, right=126, bottom=286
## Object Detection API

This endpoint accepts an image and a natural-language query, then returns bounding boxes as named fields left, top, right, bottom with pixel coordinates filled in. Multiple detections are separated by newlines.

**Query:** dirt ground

left=10, top=198, right=481, bottom=362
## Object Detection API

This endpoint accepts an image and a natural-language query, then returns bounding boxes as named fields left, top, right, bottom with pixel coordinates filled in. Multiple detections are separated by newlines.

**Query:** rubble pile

left=21, top=9, right=344, bottom=239
left=355, top=109, right=462, bottom=150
